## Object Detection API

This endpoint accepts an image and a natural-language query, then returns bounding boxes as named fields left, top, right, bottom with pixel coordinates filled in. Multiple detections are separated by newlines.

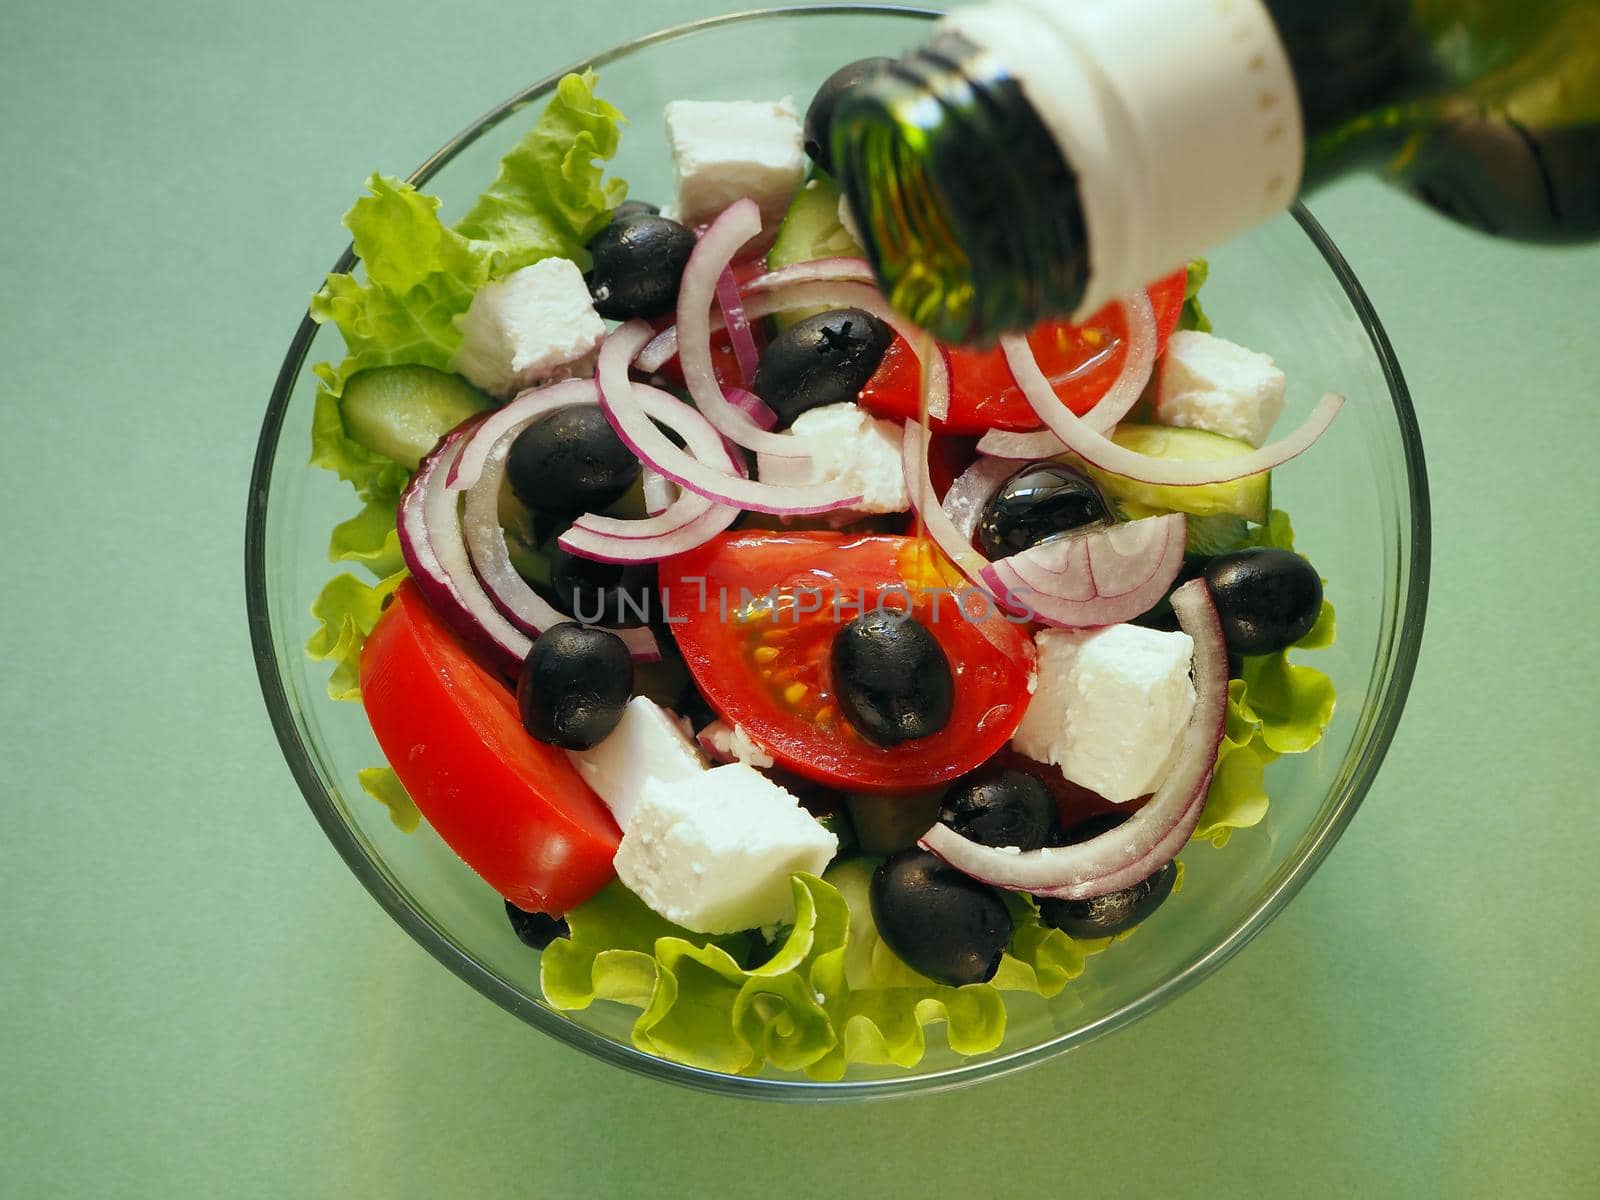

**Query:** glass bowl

left=246, top=4, right=1429, bottom=1100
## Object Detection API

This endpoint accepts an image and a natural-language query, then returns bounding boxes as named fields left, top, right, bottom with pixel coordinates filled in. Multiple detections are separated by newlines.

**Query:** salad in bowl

left=256, top=9, right=1423, bottom=1096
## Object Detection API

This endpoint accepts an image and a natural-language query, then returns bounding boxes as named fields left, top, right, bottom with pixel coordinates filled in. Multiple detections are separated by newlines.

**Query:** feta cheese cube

left=664, top=98, right=806, bottom=228
left=1013, top=624, right=1196, bottom=804
left=614, top=763, right=838, bottom=934
left=1155, top=330, right=1288, bottom=447
left=451, top=257, right=605, bottom=398
left=755, top=403, right=909, bottom=513
left=567, top=697, right=705, bottom=829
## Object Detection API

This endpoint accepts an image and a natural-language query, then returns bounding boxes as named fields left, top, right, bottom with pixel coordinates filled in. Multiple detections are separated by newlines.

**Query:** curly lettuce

left=358, top=766, right=421, bottom=833
left=542, top=861, right=1091, bottom=1080
left=1192, top=509, right=1337, bottom=847
left=304, top=568, right=407, bottom=702
left=1178, top=258, right=1213, bottom=333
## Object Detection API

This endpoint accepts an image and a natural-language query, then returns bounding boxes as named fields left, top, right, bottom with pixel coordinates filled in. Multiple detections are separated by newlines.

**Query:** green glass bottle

left=831, top=0, right=1600, bottom=344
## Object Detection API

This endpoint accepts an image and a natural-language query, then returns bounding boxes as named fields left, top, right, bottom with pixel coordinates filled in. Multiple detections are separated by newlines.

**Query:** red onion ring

left=976, top=293, right=1158, bottom=459
left=724, top=385, right=778, bottom=431
left=978, top=514, right=1186, bottom=628
left=900, top=421, right=989, bottom=585
left=980, top=336, right=1344, bottom=483
left=445, top=377, right=598, bottom=492
left=919, top=579, right=1225, bottom=899
left=714, top=265, right=761, bottom=385
left=597, top=321, right=863, bottom=515
left=641, top=469, right=674, bottom=516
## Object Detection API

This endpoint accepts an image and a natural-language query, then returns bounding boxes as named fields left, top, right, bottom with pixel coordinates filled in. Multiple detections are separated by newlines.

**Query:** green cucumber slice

left=1116, top=498, right=1251, bottom=556
left=1079, top=425, right=1270, bottom=523
left=342, top=365, right=493, bottom=470
left=844, top=791, right=942, bottom=856
left=766, top=175, right=865, bottom=328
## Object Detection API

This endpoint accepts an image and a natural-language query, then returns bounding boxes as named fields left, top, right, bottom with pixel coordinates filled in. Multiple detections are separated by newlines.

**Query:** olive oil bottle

left=831, top=0, right=1600, bottom=344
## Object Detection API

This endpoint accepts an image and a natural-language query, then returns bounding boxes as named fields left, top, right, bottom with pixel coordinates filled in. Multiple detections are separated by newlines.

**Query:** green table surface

left=4, top=1, right=1598, bottom=1195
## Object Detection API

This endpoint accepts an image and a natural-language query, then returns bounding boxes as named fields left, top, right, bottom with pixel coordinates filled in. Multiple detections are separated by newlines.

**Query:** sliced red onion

left=980, top=335, right=1344, bottom=484
left=695, top=720, right=737, bottom=764
left=398, top=425, right=531, bottom=674
left=459, top=431, right=659, bottom=662
left=900, top=421, right=989, bottom=584
left=445, top=377, right=598, bottom=492
left=555, top=383, right=745, bottom=562
left=741, top=257, right=877, bottom=294
left=715, top=265, right=761, bottom=385
left=634, top=324, right=686, bottom=374
left=978, top=514, right=1186, bottom=628
left=919, top=579, right=1225, bottom=899
left=973, top=294, right=1157, bottom=459
left=597, top=321, right=863, bottom=515
left=641, top=469, right=674, bottom=516
left=942, top=455, right=1018, bottom=542
left=724, top=385, right=778, bottom=431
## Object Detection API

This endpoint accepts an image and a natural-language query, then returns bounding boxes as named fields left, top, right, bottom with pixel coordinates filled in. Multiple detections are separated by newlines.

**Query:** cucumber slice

left=844, top=790, right=942, bottom=855
left=1117, top=498, right=1251, bottom=556
left=766, top=175, right=866, bottom=328
left=342, top=365, right=493, bottom=470
left=1078, top=425, right=1270, bottom=523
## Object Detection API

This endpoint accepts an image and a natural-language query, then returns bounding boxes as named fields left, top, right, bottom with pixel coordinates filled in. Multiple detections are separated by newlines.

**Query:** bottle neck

left=947, top=0, right=1305, bottom=317
left=834, top=32, right=1092, bottom=344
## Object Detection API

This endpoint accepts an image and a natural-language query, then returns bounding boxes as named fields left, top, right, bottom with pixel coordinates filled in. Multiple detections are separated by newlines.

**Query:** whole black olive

left=977, top=462, right=1112, bottom=560
left=1036, top=860, right=1177, bottom=939
left=585, top=214, right=698, bottom=319
left=939, top=769, right=1058, bottom=850
left=751, top=308, right=893, bottom=428
left=871, top=849, right=1013, bottom=986
left=831, top=613, right=953, bottom=747
left=504, top=900, right=570, bottom=949
left=517, top=623, right=633, bottom=750
left=804, top=57, right=895, bottom=174
left=1204, top=547, right=1323, bottom=656
left=506, top=405, right=641, bottom=516
left=549, top=548, right=658, bottom=629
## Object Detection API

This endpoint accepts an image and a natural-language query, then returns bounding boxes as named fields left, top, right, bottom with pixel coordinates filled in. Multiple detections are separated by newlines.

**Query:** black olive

left=977, top=462, right=1112, bottom=560
left=1036, top=860, right=1177, bottom=939
left=751, top=308, right=892, bottom=428
left=870, top=849, right=1013, bottom=986
left=831, top=613, right=953, bottom=747
left=517, top=623, right=633, bottom=750
left=804, top=57, right=895, bottom=174
left=506, top=405, right=641, bottom=516
left=939, top=768, right=1058, bottom=850
left=611, top=198, right=660, bottom=222
left=585, top=214, right=698, bottom=319
left=549, top=547, right=658, bottom=629
left=1204, top=548, right=1323, bottom=656
left=504, top=900, right=570, bottom=949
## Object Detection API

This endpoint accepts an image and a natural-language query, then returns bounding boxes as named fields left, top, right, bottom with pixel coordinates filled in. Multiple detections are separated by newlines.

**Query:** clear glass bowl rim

left=244, top=2, right=1431, bottom=1102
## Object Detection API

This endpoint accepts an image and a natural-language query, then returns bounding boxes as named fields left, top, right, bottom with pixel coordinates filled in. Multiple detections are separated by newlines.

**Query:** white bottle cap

left=941, top=0, right=1303, bottom=317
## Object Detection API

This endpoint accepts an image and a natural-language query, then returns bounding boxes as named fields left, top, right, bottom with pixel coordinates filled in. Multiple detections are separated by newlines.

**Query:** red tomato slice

left=661, top=532, right=1035, bottom=792
left=360, top=582, right=620, bottom=913
left=858, top=268, right=1188, bottom=435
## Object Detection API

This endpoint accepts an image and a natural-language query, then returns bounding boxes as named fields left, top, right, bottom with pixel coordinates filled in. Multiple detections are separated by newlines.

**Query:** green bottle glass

left=831, top=0, right=1600, bottom=344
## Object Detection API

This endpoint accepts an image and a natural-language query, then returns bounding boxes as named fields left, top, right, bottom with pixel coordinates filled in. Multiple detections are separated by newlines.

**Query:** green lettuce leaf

left=541, top=862, right=1091, bottom=1080
left=328, top=497, right=404, bottom=578
left=358, top=766, right=421, bottom=833
left=304, top=568, right=407, bottom=701
left=455, top=70, right=628, bottom=275
left=1178, top=257, right=1213, bottom=333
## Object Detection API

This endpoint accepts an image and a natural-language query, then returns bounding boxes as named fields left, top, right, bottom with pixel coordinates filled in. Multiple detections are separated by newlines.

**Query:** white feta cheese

left=566, top=697, right=705, bottom=829
left=1154, top=330, right=1288, bottom=447
left=614, top=763, right=838, bottom=934
left=755, top=403, right=909, bottom=513
left=1013, top=624, right=1196, bottom=804
left=664, top=98, right=806, bottom=228
left=451, top=257, right=606, bottom=398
